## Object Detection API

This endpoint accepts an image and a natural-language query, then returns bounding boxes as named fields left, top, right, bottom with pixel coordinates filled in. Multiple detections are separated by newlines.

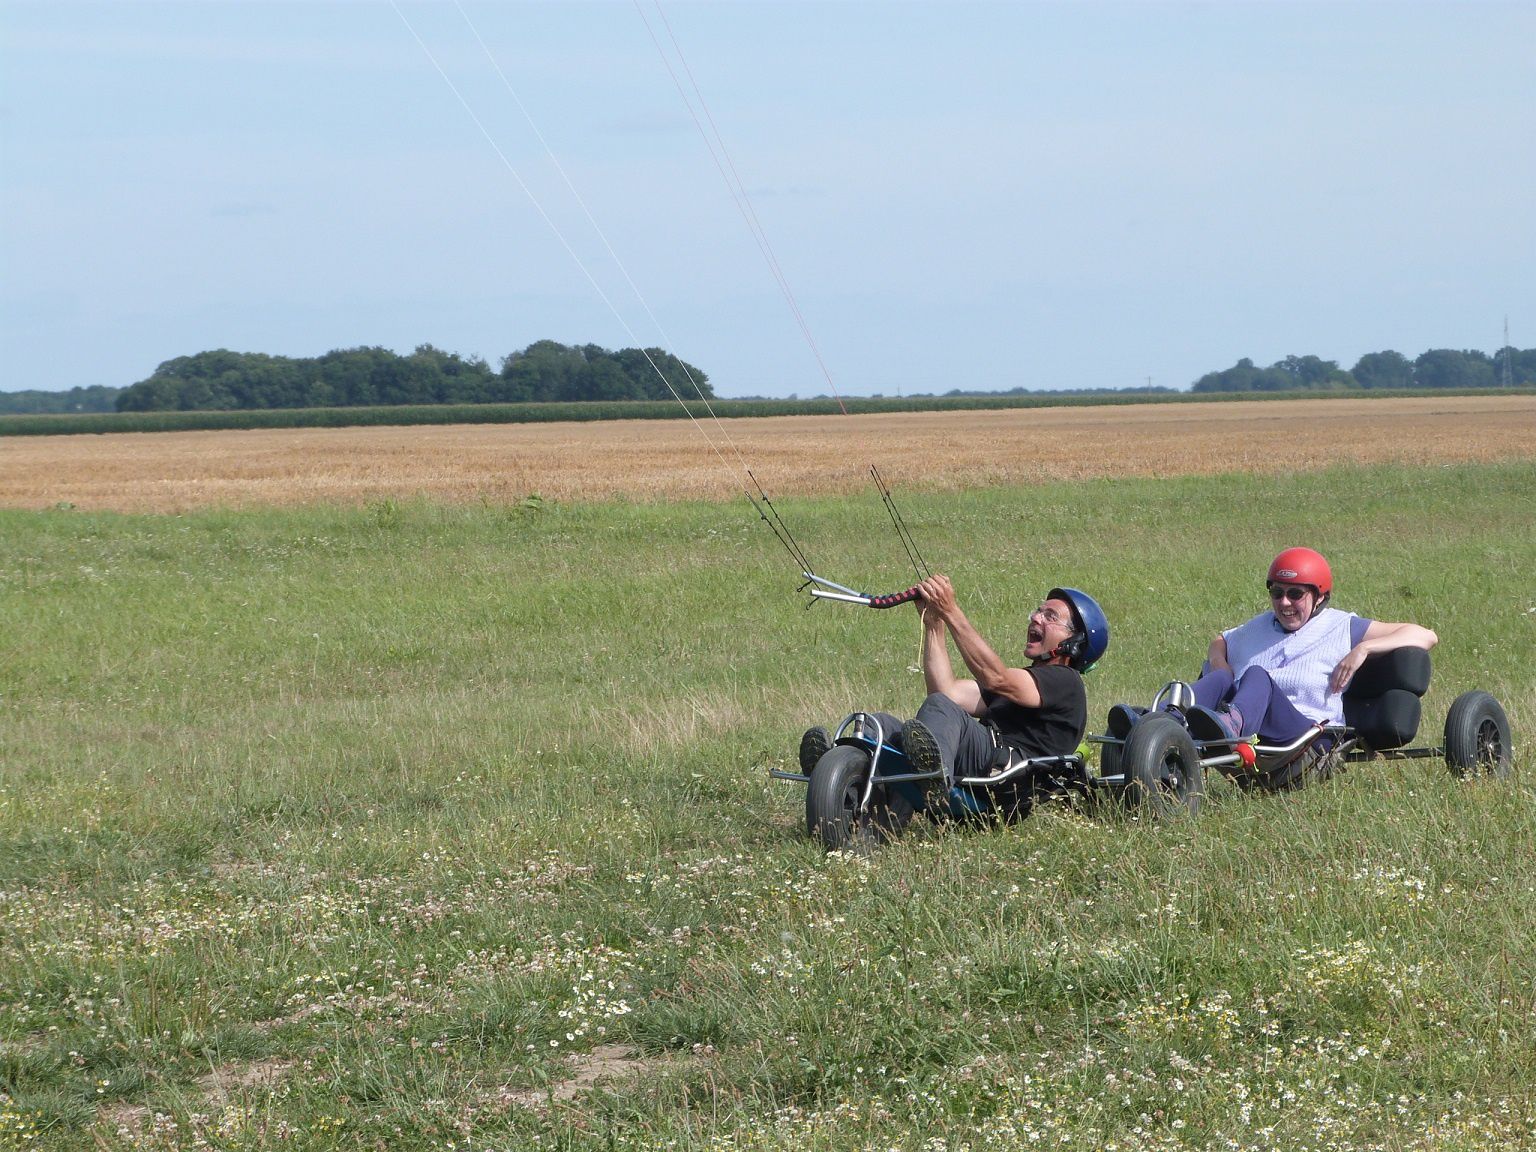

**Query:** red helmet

left=1267, top=547, right=1332, bottom=596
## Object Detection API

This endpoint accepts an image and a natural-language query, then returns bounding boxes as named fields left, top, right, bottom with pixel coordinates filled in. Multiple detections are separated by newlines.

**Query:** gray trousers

left=871, top=692, right=999, bottom=784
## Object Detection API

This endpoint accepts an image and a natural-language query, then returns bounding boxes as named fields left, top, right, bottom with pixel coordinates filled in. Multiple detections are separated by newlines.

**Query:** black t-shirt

left=980, top=663, right=1088, bottom=758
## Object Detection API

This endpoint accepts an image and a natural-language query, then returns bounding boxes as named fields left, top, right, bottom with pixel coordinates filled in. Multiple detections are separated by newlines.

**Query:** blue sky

left=2, top=1, right=1532, bottom=398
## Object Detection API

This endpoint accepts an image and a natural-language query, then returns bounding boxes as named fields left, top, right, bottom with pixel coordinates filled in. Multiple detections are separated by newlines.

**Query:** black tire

left=1098, top=740, right=1122, bottom=783
left=805, top=746, right=910, bottom=850
left=1444, top=691, right=1512, bottom=779
left=1119, top=714, right=1204, bottom=817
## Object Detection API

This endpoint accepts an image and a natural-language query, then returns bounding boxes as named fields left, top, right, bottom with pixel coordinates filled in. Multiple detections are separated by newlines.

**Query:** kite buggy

left=775, top=573, right=1513, bottom=852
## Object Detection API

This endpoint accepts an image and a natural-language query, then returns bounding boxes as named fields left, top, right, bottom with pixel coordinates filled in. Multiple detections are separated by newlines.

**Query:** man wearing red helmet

left=1179, top=547, right=1437, bottom=751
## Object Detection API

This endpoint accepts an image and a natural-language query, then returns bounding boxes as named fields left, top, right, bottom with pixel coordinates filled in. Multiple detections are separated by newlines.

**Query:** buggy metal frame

left=777, top=651, right=1513, bottom=847
left=770, top=711, right=1092, bottom=849
left=1087, top=649, right=1513, bottom=816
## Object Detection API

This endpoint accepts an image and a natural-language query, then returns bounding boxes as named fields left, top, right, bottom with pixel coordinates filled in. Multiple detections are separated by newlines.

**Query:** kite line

left=388, top=0, right=929, bottom=604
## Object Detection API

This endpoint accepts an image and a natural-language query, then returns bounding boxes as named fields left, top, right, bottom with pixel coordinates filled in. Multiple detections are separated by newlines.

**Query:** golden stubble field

left=3, top=394, right=1534, bottom=514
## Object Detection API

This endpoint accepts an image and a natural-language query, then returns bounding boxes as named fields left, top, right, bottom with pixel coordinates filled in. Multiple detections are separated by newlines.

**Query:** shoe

left=1106, top=703, right=1144, bottom=739
left=1185, top=705, right=1245, bottom=745
left=902, top=719, right=945, bottom=780
left=798, top=726, right=832, bottom=774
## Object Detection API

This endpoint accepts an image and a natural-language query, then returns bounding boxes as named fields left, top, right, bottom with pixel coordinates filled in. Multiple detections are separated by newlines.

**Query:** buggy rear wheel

left=1120, top=714, right=1204, bottom=817
left=1444, top=691, right=1512, bottom=778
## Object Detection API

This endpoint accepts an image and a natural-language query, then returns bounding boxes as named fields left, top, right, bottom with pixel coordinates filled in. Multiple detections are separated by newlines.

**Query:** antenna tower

left=1502, top=317, right=1514, bottom=388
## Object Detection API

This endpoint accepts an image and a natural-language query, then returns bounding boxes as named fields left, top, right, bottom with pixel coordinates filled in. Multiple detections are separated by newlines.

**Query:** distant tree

left=1274, top=354, right=1354, bottom=389
left=496, top=341, right=712, bottom=403
left=500, top=340, right=586, bottom=402
left=115, top=341, right=710, bottom=411
left=409, top=344, right=491, bottom=404
left=0, top=385, right=121, bottom=414
left=314, top=347, right=381, bottom=407
left=615, top=347, right=712, bottom=401
left=1192, top=357, right=1248, bottom=392
left=1413, top=348, right=1496, bottom=390
left=1351, top=350, right=1414, bottom=390
left=302, top=373, right=341, bottom=408
left=1492, top=345, right=1536, bottom=387
left=116, top=373, right=184, bottom=412
left=585, top=356, right=641, bottom=401
left=1190, top=346, right=1536, bottom=393
left=1192, top=357, right=1293, bottom=392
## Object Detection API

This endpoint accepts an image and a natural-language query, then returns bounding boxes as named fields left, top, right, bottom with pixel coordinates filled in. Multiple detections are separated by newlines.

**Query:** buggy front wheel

left=1120, top=714, right=1204, bottom=817
left=806, top=746, right=907, bottom=850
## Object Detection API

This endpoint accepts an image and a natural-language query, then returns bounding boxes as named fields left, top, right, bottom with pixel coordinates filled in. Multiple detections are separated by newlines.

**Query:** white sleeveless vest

left=1222, top=607, right=1358, bottom=725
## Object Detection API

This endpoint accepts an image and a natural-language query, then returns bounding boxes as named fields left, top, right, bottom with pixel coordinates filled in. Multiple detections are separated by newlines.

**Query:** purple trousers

left=1192, top=665, right=1317, bottom=743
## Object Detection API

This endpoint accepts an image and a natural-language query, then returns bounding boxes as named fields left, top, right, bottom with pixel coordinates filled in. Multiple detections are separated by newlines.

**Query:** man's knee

left=916, top=692, right=964, bottom=723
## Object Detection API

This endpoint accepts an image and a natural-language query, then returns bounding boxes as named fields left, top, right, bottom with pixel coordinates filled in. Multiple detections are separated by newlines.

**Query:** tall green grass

left=1, top=462, right=1533, bottom=1150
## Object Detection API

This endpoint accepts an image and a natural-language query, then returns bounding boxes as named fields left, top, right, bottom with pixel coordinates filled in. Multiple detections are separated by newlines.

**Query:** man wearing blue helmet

left=800, top=575, right=1109, bottom=792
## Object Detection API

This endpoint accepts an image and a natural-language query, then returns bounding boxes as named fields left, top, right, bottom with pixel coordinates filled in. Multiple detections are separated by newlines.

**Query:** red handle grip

left=866, top=585, right=922, bottom=609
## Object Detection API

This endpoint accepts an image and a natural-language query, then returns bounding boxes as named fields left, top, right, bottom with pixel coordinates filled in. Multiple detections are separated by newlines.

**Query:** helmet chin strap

left=1025, top=635, right=1073, bottom=666
left=1051, top=631, right=1086, bottom=665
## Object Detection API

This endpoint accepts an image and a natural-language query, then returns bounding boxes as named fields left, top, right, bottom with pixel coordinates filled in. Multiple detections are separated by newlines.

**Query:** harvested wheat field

left=3, top=394, right=1533, bottom=514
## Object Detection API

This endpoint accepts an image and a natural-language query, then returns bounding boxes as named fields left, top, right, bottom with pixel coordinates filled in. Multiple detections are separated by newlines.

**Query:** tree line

left=3, top=340, right=1532, bottom=416
left=107, top=341, right=712, bottom=412
left=0, top=385, right=122, bottom=415
left=1192, top=347, right=1535, bottom=393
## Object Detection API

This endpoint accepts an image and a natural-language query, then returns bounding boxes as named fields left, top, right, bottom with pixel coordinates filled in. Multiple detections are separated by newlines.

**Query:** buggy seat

left=1340, top=646, right=1432, bottom=751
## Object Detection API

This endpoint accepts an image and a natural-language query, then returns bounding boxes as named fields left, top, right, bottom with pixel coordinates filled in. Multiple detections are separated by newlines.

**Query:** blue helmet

left=1048, top=586, right=1110, bottom=673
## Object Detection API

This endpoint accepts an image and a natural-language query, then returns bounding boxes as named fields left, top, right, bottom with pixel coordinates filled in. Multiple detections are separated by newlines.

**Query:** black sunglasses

left=1267, top=583, right=1314, bottom=603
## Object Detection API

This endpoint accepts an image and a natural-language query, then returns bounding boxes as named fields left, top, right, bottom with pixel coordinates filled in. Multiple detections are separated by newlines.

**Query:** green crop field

left=2, top=460, right=1533, bottom=1150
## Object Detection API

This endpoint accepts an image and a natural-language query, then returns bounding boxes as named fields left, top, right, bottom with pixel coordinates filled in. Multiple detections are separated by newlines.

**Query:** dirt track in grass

left=3, top=394, right=1533, bottom=514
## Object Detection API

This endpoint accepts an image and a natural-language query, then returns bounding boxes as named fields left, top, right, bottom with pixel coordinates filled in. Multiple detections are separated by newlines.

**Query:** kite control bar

left=801, top=572, right=923, bottom=609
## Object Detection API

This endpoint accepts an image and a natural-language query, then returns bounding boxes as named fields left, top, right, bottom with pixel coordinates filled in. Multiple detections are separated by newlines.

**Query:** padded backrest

left=1343, top=646, right=1432, bottom=700
left=1341, top=648, right=1431, bottom=750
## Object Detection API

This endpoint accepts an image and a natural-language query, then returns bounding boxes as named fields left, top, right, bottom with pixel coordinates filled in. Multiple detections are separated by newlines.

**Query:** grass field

left=2, top=399, right=1534, bottom=1150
